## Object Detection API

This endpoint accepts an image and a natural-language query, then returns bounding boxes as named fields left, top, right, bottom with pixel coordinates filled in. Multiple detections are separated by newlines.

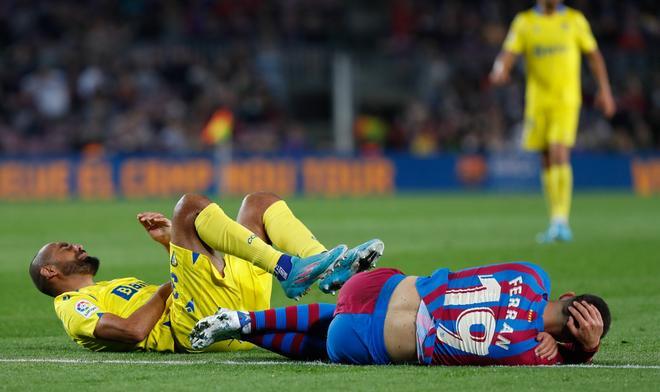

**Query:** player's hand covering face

left=566, top=301, right=604, bottom=350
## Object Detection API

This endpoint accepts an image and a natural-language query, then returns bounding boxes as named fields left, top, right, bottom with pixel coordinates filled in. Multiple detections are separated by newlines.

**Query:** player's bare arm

left=138, top=212, right=172, bottom=252
left=586, top=50, right=616, bottom=118
left=489, top=51, right=519, bottom=86
left=93, top=282, right=172, bottom=344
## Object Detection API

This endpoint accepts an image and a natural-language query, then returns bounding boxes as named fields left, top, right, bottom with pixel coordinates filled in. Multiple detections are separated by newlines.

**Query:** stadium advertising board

left=0, top=153, right=646, bottom=200
left=631, top=158, right=660, bottom=196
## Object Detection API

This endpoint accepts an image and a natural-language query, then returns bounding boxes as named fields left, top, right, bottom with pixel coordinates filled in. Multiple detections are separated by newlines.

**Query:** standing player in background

left=490, top=0, right=616, bottom=242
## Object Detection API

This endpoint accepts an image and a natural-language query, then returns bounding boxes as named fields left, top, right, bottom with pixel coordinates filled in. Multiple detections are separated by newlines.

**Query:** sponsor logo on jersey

left=532, top=44, right=567, bottom=57
left=247, top=234, right=256, bottom=244
left=75, top=300, right=98, bottom=318
left=170, top=253, right=178, bottom=267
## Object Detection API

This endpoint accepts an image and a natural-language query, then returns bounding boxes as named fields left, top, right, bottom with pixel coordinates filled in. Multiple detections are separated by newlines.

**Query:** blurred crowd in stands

left=0, top=0, right=658, bottom=156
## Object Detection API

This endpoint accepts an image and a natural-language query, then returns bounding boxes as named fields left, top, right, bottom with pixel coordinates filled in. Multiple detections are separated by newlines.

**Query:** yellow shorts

left=168, top=243, right=272, bottom=352
left=522, top=104, right=580, bottom=151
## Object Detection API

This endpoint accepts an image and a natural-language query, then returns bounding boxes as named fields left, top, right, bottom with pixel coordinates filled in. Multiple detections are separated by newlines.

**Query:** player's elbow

left=95, top=315, right=151, bottom=344
left=127, top=325, right=150, bottom=343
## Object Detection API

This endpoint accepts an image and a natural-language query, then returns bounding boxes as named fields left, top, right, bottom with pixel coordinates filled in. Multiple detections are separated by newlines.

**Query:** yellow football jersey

left=503, top=6, right=597, bottom=107
left=54, top=277, right=175, bottom=352
left=168, top=243, right=272, bottom=352
left=54, top=249, right=272, bottom=353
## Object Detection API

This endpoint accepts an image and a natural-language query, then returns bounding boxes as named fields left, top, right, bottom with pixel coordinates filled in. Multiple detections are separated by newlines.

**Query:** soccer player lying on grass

left=190, top=263, right=610, bottom=366
left=28, top=192, right=384, bottom=352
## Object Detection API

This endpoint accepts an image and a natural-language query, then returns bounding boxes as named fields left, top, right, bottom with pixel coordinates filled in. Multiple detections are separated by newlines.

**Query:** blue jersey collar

left=533, top=4, right=566, bottom=15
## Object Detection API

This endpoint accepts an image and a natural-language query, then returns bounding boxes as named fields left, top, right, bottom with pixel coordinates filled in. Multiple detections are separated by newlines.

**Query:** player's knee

left=548, top=144, right=570, bottom=165
left=235, top=192, right=280, bottom=242
left=241, top=192, right=281, bottom=215
left=173, top=193, right=212, bottom=222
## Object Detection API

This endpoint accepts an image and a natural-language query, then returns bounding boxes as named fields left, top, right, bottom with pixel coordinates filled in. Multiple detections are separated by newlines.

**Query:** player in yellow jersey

left=28, top=192, right=384, bottom=352
left=490, top=0, right=616, bottom=242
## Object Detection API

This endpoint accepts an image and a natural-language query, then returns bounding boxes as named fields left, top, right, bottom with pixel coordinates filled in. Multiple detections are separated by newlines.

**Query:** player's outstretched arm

left=94, top=283, right=172, bottom=344
left=586, top=50, right=616, bottom=118
left=138, top=212, right=172, bottom=253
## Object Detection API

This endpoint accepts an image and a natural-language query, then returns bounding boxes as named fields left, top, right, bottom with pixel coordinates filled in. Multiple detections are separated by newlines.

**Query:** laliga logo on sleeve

left=75, top=300, right=98, bottom=319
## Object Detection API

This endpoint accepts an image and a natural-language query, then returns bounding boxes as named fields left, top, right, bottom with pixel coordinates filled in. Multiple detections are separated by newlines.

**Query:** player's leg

left=538, top=145, right=571, bottom=243
left=540, top=144, right=572, bottom=242
left=548, top=143, right=572, bottom=236
left=236, top=192, right=327, bottom=257
left=538, top=148, right=562, bottom=242
left=552, top=105, right=579, bottom=241
left=174, top=193, right=346, bottom=299
left=237, top=192, right=384, bottom=293
left=190, top=303, right=336, bottom=359
left=190, top=268, right=405, bottom=363
left=190, top=303, right=335, bottom=341
left=557, top=148, right=574, bottom=241
left=244, top=332, right=329, bottom=360
left=245, top=303, right=336, bottom=335
left=523, top=106, right=564, bottom=243
left=539, top=105, right=579, bottom=242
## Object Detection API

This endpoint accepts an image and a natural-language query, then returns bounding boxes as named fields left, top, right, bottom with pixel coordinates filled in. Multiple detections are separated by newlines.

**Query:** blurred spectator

left=0, top=0, right=658, bottom=156
left=22, top=66, right=70, bottom=118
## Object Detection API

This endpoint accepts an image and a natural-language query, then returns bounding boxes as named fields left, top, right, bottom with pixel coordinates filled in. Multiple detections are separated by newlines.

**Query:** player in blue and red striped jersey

left=410, top=262, right=607, bottom=365
left=190, top=262, right=610, bottom=366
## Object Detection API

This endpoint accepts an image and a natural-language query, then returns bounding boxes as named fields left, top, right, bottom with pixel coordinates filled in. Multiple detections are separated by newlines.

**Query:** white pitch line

left=0, top=358, right=658, bottom=369
left=0, top=358, right=332, bottom=366
left=558, top=364, right=660, bottom=370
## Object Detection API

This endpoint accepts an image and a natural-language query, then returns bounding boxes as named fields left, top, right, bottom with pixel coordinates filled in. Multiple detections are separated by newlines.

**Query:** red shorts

left=335, top=268, right=404, bottom=315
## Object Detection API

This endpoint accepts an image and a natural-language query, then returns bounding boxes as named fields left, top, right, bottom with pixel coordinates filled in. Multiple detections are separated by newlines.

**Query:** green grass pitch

left=1, top=194, right=659, bottom=391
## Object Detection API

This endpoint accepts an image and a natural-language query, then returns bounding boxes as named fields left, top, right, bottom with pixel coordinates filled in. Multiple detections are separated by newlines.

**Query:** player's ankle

left=273, top=254, right=293, bottom=282
left=237, top=311, right=252, bottom=334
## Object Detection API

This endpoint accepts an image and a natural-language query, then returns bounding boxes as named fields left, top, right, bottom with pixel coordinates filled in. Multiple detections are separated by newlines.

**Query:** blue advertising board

left=0, top=152, right=649, bottom=200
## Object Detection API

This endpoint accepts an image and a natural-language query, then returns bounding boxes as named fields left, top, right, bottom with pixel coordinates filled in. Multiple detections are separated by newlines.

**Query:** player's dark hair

left=561, top=294, right=611, bottom=339
left=29, top=251, right=55, bottom=297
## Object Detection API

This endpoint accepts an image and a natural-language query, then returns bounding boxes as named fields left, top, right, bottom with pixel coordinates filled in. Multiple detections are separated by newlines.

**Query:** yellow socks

left=263, top=200, right=327, bottom=258
left=542, top=164, right=572, bottom=223
left=193, top=200, right=327, bottom=275
left=556, top=164, right=572, bottom=222
left=194, top=203, right=282, bottom=274
left=542, top=167, right=559, bottom=221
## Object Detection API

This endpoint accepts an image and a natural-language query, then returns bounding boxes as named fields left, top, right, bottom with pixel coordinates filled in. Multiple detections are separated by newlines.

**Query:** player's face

left=45, top=242, right=100, bottom=276
left=557, top=325, right=578, bottom=344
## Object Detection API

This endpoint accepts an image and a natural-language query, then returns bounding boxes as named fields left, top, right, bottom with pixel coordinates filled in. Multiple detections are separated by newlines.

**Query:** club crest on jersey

left=170, top=253, right=178, bottom=267
left=75, top=300, right=98, bottom=319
